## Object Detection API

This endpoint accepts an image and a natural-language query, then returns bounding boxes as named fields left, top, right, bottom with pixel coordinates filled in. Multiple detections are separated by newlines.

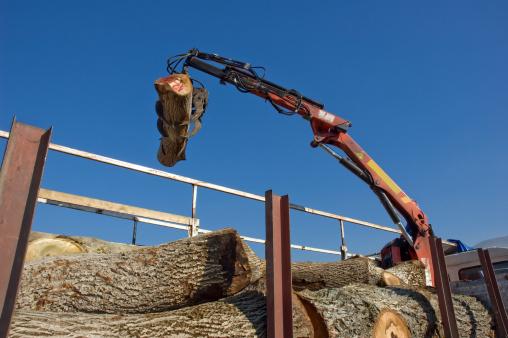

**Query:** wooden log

left=16, top=228, right=261, bottom=314
left=11, top=284, right=494, bottom=338
left=155, top=73, right=193, bottom=167
left=10, top=291, right=314, bottom=338
left=26, top=232, right=139, bottom=262
left=291, top=257, right=401, bottom=291
left=297, top=284, right=494, bottom=338
left=25, top=231, right=401, bottom=292
left=386, top=260, right=427, bottom=287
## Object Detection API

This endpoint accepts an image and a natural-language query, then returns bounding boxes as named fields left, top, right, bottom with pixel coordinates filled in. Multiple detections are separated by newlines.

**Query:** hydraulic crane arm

left=170, top=49, right=436, bottom=284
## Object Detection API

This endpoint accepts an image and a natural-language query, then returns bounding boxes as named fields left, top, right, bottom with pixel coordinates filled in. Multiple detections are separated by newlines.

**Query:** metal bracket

left=189, top=218, right=200, bottom=237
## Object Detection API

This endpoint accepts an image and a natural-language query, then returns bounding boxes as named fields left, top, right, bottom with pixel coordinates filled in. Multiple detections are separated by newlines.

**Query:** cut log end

left=379, top=271, right=402, bottom=287
left=25, top=238, right=85, bottom=262
left=372, top=309, right=410, bottom=338
left=154, top=73, right=193, bottom=96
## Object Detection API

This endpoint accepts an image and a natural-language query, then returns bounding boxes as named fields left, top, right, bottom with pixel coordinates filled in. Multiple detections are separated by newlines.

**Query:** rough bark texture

left=155, top=73, right=193, bottom=167
left=24, top=233, right=410, bottom=293
left=386, top=260, right=427, bottom=287
left=26, top=232, right=139, bottom=262
left=297, top=284, right=494, bottom=338
left=291, top=257, right=400, bottom=291
left=16, top=228, right=258, bottom=314
left=10, top=291, right=314, bottom=338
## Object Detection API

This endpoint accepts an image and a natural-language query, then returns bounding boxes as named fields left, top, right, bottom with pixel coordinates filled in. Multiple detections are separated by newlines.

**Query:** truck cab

left=445, top=236, right=508, bottom=311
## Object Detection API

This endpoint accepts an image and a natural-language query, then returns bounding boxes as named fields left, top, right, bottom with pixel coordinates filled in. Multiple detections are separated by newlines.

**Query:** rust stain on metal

left=478, top=249, right=508, bottom=337
left=0, top=120, right=51, bottom=337
left=265, top=190, right=293, bottom=338
left=429, top=236, right=459, bottom=338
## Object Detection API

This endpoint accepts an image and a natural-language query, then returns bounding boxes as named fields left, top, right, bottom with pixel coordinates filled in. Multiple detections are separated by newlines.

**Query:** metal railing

left=0, top=128, right=432, bottom=257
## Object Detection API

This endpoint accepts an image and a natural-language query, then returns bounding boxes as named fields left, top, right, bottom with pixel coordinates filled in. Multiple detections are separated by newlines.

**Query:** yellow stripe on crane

left=366, top=159, right=403, bottom=195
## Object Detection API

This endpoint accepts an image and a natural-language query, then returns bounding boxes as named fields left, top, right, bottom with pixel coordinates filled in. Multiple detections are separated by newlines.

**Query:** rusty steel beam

left=265, top=190, right=293, bottom=338
left=478, top=249, right=508, bottom=337
left=0, top=120, right=51, bottom=337
left=429, top=236, right=459, bottom=338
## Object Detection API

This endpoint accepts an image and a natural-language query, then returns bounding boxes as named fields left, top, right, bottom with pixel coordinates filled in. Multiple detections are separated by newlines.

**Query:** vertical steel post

left=265, top=190, right=293, bottom=338
left=189, top=184, right=198, bottom=237
left=429, top=236, right=459, bottom=338
left=0, top=120, right=51, bottom=337
left=191, top=184, right=197, bottom=219
left=478, top=249, right=508, bottom=337
left=339, top=219, right=347, bottom=260
left=131, top=218, right=138, bottom=245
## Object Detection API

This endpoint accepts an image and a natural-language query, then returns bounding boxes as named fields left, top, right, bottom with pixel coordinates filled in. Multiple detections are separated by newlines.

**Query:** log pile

left=10, top=229, right=494, bottom=337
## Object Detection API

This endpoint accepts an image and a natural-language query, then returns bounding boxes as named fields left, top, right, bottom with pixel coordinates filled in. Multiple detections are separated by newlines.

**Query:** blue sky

left=1, top=1, right=507, bottom=261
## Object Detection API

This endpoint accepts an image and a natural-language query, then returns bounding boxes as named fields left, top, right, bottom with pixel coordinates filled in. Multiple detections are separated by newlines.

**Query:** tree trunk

left=291, top=257, right=401, bottom=291
left=26, top=232, right=139, bottom=262
left=297, top=284, right=494, bottom=338
left=10, top=291, right=314, bottom=338
left=16, top=228, right=261, bottom=314
left=386, top=260, right=427, bottom=287
left=155, top=73, right=193, bottom=167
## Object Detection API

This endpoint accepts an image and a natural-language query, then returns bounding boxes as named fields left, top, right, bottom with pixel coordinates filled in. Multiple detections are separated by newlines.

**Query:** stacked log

left=10, top=229, right=495, bottom=337
left=291, top=258, right=401, bottom=291
left=17, top=228, right=259, bottom=313
left=297, top=284, right=494, bottom=338
left=386, top=259, right=427, bottom=287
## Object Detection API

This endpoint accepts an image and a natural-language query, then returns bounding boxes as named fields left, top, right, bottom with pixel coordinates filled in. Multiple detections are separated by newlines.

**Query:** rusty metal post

left=265, top=190, right=293, bottom=338
left=131, top=218, right=138, bottom=245
left=429, top=236, right=459, bottom=338
left=0, top=120, right=51, bottom=337
left=339, top=219, right=347, bottom=260
left=478, top=249, right=508, bottom=337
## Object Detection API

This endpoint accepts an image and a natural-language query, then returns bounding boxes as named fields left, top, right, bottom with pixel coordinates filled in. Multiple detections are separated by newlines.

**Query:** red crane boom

left=166, top=50, right=436, bottom=285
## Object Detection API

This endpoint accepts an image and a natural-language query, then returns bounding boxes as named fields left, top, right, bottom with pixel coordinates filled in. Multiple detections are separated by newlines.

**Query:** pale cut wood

left=297, top=284, right=494, bottom=338
left=372, top=309, right=410, bottom=338
left=10, top=291, right=314, bottom=338
left=26, top=232, right=139, bottom=262
left=16, top=228, right=261, bottom=314
left=38, top=188, right=193, bottom=225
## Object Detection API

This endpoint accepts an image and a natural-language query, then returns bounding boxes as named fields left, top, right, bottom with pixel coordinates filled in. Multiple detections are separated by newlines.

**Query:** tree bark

left=291, top=257, right=401, bottom=291
left=297, top=284, right=494, bottom=338
left=386, top=260, right=427, bottom=287
left=17, top=228, right=261, bottom=314
left=10, top=291, right=314, bottom=338
left=11, top=284, right=493, bottom=338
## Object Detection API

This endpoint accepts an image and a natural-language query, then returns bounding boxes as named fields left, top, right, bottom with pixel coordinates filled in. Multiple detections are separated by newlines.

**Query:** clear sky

left=1, top=1, right=507, bottom=261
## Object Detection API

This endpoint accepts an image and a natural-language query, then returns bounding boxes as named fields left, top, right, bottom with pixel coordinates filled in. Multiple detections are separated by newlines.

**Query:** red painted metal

left=0, top=120, right=51, bottom=337
left=265, top=190, right=293, bottom=338
left=429, top=236, right=459, bottom=338
left=478, top=249, right=508, bottom=337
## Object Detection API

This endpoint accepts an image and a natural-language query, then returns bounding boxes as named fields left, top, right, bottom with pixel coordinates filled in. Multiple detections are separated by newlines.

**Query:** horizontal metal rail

left=37, top=187, right=343, bottom=255
left=0, top=129, right=401, bottom=235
